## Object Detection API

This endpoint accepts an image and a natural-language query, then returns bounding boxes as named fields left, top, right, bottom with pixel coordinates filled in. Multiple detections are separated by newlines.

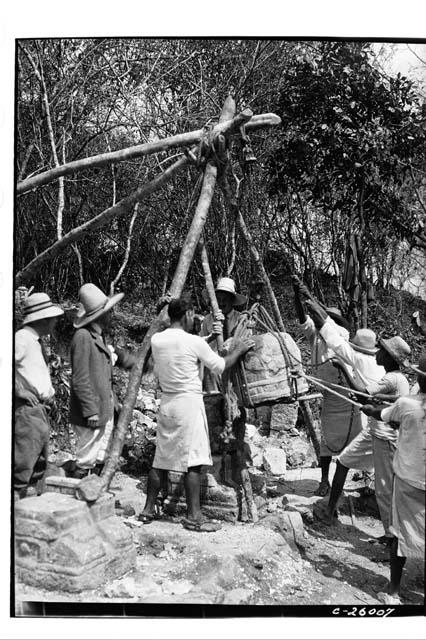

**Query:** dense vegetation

left=16, top=39, right=426, bottom=325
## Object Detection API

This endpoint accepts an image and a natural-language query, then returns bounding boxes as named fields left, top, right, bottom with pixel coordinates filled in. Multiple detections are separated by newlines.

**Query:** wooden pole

left=220, top=182, right=322, bottom=464
left=198, top=238, right=223, bottom=352
left=236, top=210, right=285, bottom=332
left=98, top=96, right=237, bottom=496
left=16, top=110, right=279, bottom=195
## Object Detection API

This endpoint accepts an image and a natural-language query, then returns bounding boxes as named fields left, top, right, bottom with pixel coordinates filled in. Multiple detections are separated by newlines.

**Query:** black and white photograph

left=4, top=4, right=426, bottom=636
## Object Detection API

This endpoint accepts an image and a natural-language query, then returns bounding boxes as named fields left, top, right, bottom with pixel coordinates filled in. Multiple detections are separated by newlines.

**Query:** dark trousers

left=14, top=402, right=50, bottom=494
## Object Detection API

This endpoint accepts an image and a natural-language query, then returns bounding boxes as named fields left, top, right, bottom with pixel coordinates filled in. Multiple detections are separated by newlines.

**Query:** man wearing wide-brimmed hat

left=322, top=334, right=411, bottom=539
left=69, top=283, right=134, bottom=478
left=200, top=277, right=248, bottom=390
left=293, top=277, right=362, bottom=497
left=306, top=300, right=388, bottom=525
left=14, top=292, right=64, bottom=499
left=362, top=352, right=425, bottom=604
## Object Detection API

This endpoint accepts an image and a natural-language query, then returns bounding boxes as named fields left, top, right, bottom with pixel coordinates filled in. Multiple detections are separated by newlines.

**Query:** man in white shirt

left=14, top=292, right=63, bottom=499
left=311, top=316, right=410, bottom=537
left=139, top=295, right=253, bottom=532
left=362, top=353, right=425, bottom=604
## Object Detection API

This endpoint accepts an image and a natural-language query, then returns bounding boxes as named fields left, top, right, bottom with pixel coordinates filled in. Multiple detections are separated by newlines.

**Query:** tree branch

left=17, top=111, right=280, bottom=195
left=15, top=151, right=192, bottom=286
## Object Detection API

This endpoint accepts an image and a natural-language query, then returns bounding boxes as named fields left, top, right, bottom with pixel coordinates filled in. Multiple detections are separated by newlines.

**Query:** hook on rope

left=239, top=124, right=257, bottom=164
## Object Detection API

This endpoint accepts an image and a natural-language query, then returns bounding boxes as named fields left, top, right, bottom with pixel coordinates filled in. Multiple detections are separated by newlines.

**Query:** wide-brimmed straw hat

left=379, top=336, right=411, bottom=367
left=73, top=283, right=124, bottom=329
left=349, top=328, right=378, bottom=355
left=22, top=292, right=64, bottom=325
left=215, top=277, right=247, bottom=306
left=411, top=352, right=426, bottom=378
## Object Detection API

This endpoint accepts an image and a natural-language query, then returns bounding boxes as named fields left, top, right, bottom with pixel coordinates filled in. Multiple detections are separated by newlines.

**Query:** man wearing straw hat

left=201, top=277, right=248, bottom=372
left=69, top=283, right=134, bottom=478
left=14, top=292, right=64, bottom=499
left=362, top=353, right=425, bottom=604
left=305, top=300, right=391, bottom=530
left=313, top=327, right=410, bottom=537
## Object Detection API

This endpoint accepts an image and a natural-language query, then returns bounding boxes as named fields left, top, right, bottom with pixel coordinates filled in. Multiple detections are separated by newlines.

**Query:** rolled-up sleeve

left=194, top=337, right=225, bottom=375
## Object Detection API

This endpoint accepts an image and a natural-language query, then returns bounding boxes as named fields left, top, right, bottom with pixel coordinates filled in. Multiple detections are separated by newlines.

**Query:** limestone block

left=15, top=491, right=136, bottom=593
left=248, top=469, right=266, bottom=495
left=270, top=402, right=299, bottom=434
left=248, top=443, right=263, bottom=468
left=237, top=333, right=308, bottom=406
left=285, top=434, right=317, bottom=469
left=88, top=493, right=116, bottom=522
left=281, top=493, right=323, bottom=524
left=201, top=504, right=238, bottom=522
left=15, top=494, right=92, bottom=541
left=281, top=511, right=305, bottom=544
left=262, top=447, right=287, bottom=476
left=42, top=533, right=107, bottom=567
left=44, top=476, right=80, bottom=496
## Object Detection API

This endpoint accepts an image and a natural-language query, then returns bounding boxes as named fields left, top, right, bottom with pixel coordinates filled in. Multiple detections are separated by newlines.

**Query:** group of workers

left=293, top=276, right=425, bottom=605
left=14, top=275, right=425, bottom=604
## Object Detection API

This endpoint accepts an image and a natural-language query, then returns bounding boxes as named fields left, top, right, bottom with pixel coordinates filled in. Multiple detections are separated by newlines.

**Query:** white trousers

left=71, top=414, right=114, bottom=469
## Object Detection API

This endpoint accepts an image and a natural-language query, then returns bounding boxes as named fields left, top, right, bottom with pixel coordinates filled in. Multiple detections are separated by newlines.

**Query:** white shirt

left=15, top=326, right=55, bottom=402
left=366, top=371, right=410, bottom=442
left=320, top=322, right=385, bottom=388
left=151, top=328, right=225, bottom=395
left=381, top=394, right=426, bottom=490
left=320, top=322, right=385, bottom=429
left=302, top=315, right=349, bottom=367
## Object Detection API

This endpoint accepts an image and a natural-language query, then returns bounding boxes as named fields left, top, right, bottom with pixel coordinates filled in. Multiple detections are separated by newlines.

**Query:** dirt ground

left=15, top=467, right=424, bottom=608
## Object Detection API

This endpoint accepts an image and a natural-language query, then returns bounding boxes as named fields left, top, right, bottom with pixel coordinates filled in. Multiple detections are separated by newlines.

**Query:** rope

left=299, top=373, right=362, bottom=409
left=307, top=375, right=392, bottom=405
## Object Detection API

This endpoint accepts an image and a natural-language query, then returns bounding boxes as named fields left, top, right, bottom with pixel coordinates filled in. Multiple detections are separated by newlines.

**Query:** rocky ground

left=15, top=467, right=424, bottom=608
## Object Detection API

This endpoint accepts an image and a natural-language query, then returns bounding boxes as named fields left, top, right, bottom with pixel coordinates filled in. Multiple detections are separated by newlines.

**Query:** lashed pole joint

left=16, top=107, right=273, bottom=195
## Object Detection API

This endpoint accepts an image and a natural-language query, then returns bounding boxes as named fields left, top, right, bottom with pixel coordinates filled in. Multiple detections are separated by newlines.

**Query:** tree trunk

left=17, top=109, right=278, bottom=195
left=109, top=202, right=139, bottom=296
left=99, top=97, right=237, bottom=496
left=357, top=183, right=368, bottom=328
